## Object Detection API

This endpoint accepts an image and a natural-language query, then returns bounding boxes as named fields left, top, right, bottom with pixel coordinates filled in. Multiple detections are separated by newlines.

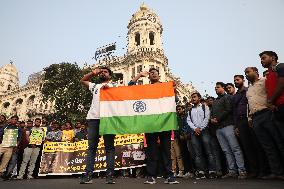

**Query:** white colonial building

left=93, top=4, right=195, bottom=100
left=0, top=4, right=194, bottom=121
left=0, top=63, right=54, bottom=120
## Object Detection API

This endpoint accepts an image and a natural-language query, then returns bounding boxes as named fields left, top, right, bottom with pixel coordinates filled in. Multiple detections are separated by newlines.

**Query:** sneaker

left=177, top=171, right=184, bottom=178
left=195, top=171, right=206, bottom=180
left=27, top=175, right=34, bottom=179
left=106, top=175, right=115, bottom=184
left=238, top=171, right=247, bottom=179
left=80, top=172, right=93, bottom=184
left=184, top=172, right=195, bottom=178
left=15, top=176, right=23, bottom=180
left=144, top=177, right=156, bottom=184
left=222, top=172, right=238, bottom=179
left=208, top=172, right=217, bottom=179
left=164, top=176, right=179, bottom=184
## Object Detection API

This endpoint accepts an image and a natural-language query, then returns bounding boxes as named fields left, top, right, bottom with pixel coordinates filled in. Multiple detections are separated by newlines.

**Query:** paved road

left=0, top=177, right=283, bottom=189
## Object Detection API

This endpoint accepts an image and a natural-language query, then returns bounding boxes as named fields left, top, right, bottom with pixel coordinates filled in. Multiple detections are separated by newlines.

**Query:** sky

left=1, top=0, right=284, bottom=96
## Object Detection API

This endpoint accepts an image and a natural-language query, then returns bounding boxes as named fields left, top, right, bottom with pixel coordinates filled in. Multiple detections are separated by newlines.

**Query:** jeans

left=191, top=129, right=216, bottom=172
left=274, top=104, right=284, bottom=141
left=210, top=135, right=223, bottom=173
left=6, top=149, right=18, bottom=176
left=0, top=145, right=13, bottom=173
left=253, top=110, right=284, bottom=175
left=145, top=131, right=173, bottom=178
left=171, top=139, right=184, bottom=172
left=85, top=119, right=115, bottom=176
left=18, top=147, right=40, bottom=178
left=216, top=125, right=246, bottom=173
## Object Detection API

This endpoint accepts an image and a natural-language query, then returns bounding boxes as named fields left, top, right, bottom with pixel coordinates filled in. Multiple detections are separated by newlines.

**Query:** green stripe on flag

left=99, top=112, right=178, bottom=135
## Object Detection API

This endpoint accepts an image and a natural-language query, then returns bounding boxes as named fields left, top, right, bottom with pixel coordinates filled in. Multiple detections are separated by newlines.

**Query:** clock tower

left=127, top=3, right=163, bottom=55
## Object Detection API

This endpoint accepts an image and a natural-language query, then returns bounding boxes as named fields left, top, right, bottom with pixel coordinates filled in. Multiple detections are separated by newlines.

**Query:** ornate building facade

left=0, top=4, right=194, bottom=121
left=0, top=63, right=54, bottom=120
left=93, top=4, right=195, bottom=101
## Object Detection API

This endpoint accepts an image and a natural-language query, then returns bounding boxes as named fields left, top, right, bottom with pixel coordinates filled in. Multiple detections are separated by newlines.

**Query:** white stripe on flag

left=100, top=96, right=176, bottom=117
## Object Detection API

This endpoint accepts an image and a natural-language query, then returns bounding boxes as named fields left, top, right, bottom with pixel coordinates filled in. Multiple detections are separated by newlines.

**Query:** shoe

left=184, top=172, right=194, bottom=178
left=195, top=171, right=206, bottom=179
left=164, top=176, right=179, bottom=184
left=144, top=177, right=156, bottom=184
left=15, top=176, right=23, bottom=180
left=106, top=175, right=115, bottom=184
left=173, top=173, right=177, bottom=177
left=222, top=172, right=238, bottom=179
left=238, top=171, right=247, bottom=179
left=27, top=175, right=34, bottom=179
left=177, top=171, right=184, bottom=178
left=80, top=172, right=93, bottom=184
left=261, top=174, right=284, bottom=180
left=208, top=172, right=217, bottom=179
left=216, top=171, right=223, bottom=178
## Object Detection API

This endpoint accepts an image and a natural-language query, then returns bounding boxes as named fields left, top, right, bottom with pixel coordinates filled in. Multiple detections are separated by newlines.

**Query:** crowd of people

left=0, top=51, right=283, bottom=184
left=0, top=116, right=88, bottom=180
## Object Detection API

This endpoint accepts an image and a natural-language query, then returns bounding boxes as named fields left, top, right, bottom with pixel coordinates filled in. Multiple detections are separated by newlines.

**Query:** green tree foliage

left=41, top=63, right=94, bottom=123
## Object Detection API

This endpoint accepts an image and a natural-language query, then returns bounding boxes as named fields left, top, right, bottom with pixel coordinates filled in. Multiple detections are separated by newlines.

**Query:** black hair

left=259, top=51, right=278, bottom=61
left=226, top=83, right=234, bottom=88
left=10, top=115, right=19, bottom=120
left=234, top=75, right=245, bottom=80
left=176, top=105, right=184, bottom=109
left=0, top=114, right=6, bottom=120
left=263, top=70, right=269, bottom=76
left=100, top=66, right=112, bottom=76
left=20, top=121, right=25, bottom=124
left=216, top=82, right=226, bottom=88
left=35, top=118, right=41, bottom=121
left=191, top=92, right=202, bottom=98
left=27, top=120, right=33, bottom=123
left=245, top=67, right=259, bottom=75
left=207, top=96, right=215, bottom=100
left=149, top=67, right=159, bottom=74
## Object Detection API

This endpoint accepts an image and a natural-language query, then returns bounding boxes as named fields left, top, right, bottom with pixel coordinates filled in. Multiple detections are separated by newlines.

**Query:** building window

left=138, top=80, right=143, bottom=85
left=135, top=33, right=140, bottom=46
left=3, top=102, right=10, bottom=109
left=149, top=32, right=155, bottom=45
left=156, top=66, right=160, bottom=72
left=7, top=84, right=11, bottom=90
left=149, top=65, right=155, bottom=69
left=137, top=65, right=143, bottom=73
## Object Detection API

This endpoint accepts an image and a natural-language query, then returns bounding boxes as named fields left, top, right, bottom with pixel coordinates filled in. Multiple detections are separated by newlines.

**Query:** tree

left=41, top=62, right=94, bottom=123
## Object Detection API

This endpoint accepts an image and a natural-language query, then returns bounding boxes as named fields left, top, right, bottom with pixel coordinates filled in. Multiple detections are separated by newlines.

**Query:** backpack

left=188, top=104, right=206, bottom=122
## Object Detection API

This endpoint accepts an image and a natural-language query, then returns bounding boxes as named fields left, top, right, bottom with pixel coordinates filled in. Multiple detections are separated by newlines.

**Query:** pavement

left=0, top=177, right=283, bottom=189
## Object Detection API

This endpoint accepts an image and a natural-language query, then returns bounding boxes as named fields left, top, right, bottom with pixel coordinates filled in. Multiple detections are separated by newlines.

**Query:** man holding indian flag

left=80, top=67, right=179, bottom=185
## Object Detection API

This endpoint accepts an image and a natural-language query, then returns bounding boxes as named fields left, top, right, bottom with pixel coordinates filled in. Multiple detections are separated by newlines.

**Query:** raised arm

left=80, top=68, right=101, bottom=88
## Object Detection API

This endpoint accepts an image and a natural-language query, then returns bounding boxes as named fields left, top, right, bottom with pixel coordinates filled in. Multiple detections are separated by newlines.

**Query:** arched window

left=27, top=95, right=35, bottom=106
left=3, top=102, right=10, bottom=109
left=149, top=32, right=155, bottom=45
left=15, top=98, right=23, bottom=105
left=7, top=84, right=11, bottom=90
left=135, top=33, right=140, bottom=46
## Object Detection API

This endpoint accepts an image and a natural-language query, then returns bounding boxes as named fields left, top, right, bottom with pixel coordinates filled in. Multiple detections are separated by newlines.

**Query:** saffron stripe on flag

left=100, top=82, right=175, bottom=101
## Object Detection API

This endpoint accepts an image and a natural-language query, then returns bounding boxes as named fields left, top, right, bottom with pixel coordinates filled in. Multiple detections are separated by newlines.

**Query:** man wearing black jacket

left=211, top=82, right=246, bottom=179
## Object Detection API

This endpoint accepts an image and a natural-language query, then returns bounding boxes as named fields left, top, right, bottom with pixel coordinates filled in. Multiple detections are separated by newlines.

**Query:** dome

left=128, top=3, right=162, bottom=29
left=0, top=62, right=18, bottom=76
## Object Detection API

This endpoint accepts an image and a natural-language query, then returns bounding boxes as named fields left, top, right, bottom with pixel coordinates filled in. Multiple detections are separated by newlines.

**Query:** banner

left=39, top=134, right=145, bottom=176
left=99, top=82, right=178, bottom=135
left=2, top=129, right=18, bottom=147
left=29, top=129, right=45, bottom=145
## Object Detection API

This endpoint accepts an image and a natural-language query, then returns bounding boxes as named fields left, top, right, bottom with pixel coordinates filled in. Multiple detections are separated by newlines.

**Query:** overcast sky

left=1, top=0, right=284, bottom=96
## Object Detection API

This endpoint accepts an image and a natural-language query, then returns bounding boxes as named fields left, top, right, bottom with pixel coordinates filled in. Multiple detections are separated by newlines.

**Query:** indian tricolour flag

left=99, top=82, right=178, bottom=135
